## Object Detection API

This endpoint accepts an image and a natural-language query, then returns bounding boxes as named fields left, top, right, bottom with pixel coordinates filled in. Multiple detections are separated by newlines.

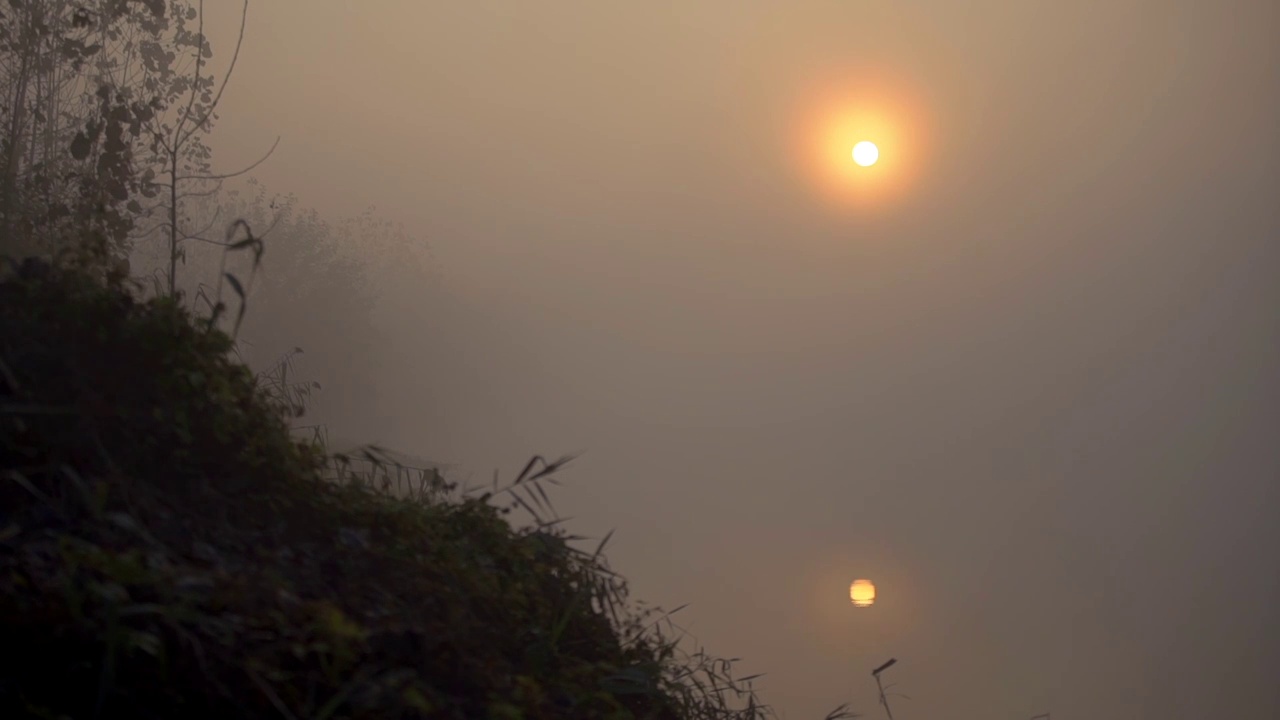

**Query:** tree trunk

left=1, top=53, right=32, bottom=260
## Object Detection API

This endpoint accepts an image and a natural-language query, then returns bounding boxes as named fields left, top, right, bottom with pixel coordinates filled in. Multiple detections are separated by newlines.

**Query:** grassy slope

left=0, top=264, right=835, bottom=720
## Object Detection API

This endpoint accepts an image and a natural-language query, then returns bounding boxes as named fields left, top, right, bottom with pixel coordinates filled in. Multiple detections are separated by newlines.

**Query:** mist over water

left=197, top=3, right=1278, bottom=718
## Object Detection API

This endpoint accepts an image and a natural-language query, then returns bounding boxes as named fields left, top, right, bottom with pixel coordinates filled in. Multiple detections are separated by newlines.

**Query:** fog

left=199, top=2, right=1278, bottom=718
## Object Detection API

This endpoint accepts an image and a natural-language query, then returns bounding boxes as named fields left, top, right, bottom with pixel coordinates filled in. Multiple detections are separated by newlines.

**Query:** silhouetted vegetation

left=0, top=3, right=860, bottom=718
left=142, top=176, right=432, bottom=433
left=0, top=260, right=863, bottom=719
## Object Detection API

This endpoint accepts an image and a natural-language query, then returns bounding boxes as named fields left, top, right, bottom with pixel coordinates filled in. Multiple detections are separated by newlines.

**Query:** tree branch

left=176, top=135, right=278, bottom=182
left=179, top=0, right=249, bottom=148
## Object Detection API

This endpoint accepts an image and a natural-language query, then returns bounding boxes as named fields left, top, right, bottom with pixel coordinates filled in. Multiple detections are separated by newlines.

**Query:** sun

left=852, top=141, right=879, bottom=167
left=850, top=578, right=876, bottom=607
left=789, top=65, right=934, bottom=213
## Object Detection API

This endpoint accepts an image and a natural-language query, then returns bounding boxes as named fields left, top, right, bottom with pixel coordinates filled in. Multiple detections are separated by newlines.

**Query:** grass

left=0, top=258, right=856, bottom=719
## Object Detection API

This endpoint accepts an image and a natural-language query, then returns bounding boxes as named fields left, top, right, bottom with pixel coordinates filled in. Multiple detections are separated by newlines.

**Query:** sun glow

left=790, top=68, right=932, bottom=212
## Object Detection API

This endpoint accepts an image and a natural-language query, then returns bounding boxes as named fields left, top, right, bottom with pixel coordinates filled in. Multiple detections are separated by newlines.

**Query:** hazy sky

left=203, top=2, right=1278, bottom=718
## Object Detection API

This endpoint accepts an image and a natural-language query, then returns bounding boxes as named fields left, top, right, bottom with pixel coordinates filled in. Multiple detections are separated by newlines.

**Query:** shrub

left=0, top=262, right=821, bottom=719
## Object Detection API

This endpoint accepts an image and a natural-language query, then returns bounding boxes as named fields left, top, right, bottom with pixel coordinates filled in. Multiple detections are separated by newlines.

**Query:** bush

left=0, top=262, right=817, bottom=719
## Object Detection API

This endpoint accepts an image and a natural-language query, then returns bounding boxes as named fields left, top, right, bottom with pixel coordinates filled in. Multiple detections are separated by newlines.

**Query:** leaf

left=224, top=273, right=245, bottom=300
left=128, top=629, right=164, bottom=658
left=137, top=0, right=165, bottom=18
left=69, top=132, right=91, bottom=160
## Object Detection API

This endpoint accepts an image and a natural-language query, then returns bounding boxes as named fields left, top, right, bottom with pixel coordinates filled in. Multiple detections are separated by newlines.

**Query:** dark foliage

left=0, top=263, right=691, bottom=717
left=0, top=262, right=810, bottom=719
